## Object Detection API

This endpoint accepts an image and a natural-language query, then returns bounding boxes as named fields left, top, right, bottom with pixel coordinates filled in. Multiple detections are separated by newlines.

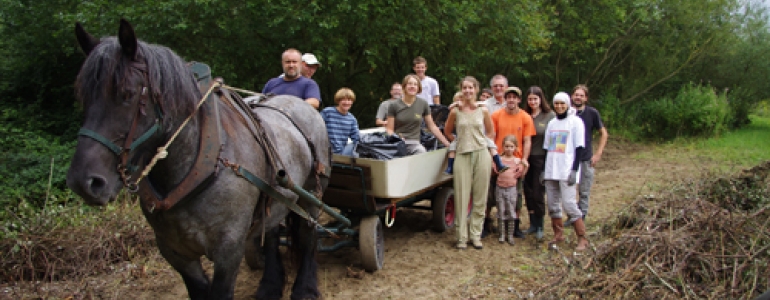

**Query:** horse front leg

left=289, top=212, right=320, bottom=300
left=157, top=240, right=209, bottom=300
left=255, top=226, right=286, bottom=300
left=207, top=238, right=245, bottom=300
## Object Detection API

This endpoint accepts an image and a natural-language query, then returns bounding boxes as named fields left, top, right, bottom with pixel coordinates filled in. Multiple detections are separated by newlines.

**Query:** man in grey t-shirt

left=375, top=82, right=402, bottom=127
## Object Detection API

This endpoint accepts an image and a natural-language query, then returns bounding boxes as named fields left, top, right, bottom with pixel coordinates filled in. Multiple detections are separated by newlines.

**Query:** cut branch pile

left=538, top=161, right=770, bottom=299
left=0, top=205, right=155, bottom=283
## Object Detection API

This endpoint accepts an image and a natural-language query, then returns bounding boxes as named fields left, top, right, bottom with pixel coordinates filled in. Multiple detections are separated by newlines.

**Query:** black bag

left=420, top=105, right=450, bottom=151
left=355, top=132, right=407, bottom=160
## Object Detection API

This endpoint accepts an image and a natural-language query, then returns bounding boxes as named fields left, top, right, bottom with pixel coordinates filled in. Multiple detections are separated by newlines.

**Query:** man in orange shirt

left=491, top=86, right=535, bottom=238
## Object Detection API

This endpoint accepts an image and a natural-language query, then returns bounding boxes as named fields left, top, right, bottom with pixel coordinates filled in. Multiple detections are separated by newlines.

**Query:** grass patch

left=634, top=115, right=770, bottom=168
left=687, top=115, right=770, bottom=164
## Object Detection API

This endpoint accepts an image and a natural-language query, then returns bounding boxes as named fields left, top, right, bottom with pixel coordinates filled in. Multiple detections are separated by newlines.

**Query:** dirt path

left=3, top=137, right=722, bottom=299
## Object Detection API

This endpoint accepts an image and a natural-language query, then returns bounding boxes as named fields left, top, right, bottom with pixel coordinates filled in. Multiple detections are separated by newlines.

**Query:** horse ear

left=75, top=22, right=100, bottom=56
left=118, top=18, right=138, bottom=60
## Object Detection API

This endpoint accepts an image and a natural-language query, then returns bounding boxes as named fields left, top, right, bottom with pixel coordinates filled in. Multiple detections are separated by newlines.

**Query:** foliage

left=0, top=120, right=77, bottom=208
left=636, top=84, right=730, bottom=140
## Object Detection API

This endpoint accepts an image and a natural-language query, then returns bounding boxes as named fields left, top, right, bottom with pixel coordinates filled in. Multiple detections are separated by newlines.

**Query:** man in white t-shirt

left=413, top=56, right=440, bottom=105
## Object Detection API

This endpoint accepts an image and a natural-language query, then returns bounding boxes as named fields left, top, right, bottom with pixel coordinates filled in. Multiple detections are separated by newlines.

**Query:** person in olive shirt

left=386, top=74, right=449, bottom=154
left=522, top=86, right=555, bottom=240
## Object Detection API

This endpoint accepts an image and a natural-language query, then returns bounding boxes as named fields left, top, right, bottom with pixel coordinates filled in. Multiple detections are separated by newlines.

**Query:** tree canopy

left=1, top=0, right=768, bottom=131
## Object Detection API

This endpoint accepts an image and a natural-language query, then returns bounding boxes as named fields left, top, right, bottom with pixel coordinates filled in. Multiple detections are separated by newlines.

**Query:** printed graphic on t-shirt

left=547, top=130, right=569, bottom=153
left=415, top=114, right=422, bottom=119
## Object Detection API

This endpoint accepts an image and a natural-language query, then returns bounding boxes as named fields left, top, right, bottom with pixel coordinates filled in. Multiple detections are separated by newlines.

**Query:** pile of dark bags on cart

left=355, top=105, right=449, bottom=160
left=355, top=132, right=407, bottom=160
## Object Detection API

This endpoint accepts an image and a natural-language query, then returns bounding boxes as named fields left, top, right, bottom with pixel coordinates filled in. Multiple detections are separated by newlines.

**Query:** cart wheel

left=432, top=187, right=456, bottom=232
left=359, top=215, right=384, bottom=272
left=244, top=234, right=264, bottom=270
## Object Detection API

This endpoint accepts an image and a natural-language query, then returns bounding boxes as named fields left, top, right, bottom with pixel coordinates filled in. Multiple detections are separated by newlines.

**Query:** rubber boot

left=574, top=218, right=589, bottom=251
left=550, top=218, right=565, bottom=244
left=523, top=214, right=537, bottom=235
left=444, top=157, right=455, bottom=174
left=492, top=154, right=509, bottom=173
left=498, top=220, right=506, bottom=243
left=506, top=219, right=515, bottom=245
left=513, top=219, right=525, bottom=238
left=535, top=215, right=545, bottom=241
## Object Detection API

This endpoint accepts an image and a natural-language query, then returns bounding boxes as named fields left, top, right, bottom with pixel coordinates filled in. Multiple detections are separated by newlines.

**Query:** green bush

left=0, top=122, right=77, bottom=209
left=725, top=87, right=758, bottom=129
left=636, top=84, right=731, bottom=140
left=594, top=88, right=643, bottom=140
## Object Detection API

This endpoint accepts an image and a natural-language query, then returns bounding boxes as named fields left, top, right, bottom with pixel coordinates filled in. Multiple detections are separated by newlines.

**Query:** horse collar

left=136, top=86, right=224, bottom=212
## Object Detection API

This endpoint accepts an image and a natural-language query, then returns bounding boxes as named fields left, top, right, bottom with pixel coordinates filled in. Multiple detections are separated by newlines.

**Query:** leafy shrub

left=594, top=89, right=642, bottom=140
left=0, top=122, right=78, bottom=209
left=636, top=84, right=731, bottom=140
left=0, top=131, right=81, bottom=244
left=725, top=86, right=758, bottom=129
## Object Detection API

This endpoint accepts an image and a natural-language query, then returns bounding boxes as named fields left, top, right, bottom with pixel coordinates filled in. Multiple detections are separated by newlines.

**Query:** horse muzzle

left=67, top=171, right=118, bottom=206
left=67, top=142, right=123, bottom=206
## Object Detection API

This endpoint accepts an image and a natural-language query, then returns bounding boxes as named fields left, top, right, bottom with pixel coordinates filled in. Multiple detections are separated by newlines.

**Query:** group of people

left=372, top=63, right=608, bottom=251
left=261, top=50, right=608, bottom=252
left=443, top=75, right=608, bottom=251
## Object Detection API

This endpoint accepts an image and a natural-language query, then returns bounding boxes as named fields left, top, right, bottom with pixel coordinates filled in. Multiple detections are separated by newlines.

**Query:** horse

left=66, top=19, right=330, bottom=300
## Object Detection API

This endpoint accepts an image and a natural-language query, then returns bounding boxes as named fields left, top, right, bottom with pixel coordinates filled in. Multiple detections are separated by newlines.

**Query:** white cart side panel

left=333, top=127, right=452, bottom=198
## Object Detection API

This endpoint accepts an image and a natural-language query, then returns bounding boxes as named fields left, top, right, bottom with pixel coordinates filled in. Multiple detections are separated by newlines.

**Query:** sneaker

left=456, top=242, right=467, bottom=250
left=471, top=239, right=483, bottom=250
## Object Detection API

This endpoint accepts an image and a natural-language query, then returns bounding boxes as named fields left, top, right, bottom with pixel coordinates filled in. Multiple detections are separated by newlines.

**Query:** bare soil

left=1, top=137, right=732, bottom=299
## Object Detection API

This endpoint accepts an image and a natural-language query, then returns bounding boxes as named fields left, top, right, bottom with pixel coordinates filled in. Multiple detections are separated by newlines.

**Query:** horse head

left=67, top=19, right=196, bottom=205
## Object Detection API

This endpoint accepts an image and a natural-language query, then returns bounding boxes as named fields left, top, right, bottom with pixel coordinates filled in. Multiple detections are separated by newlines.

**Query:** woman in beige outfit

left=443, top=76, right=495, bottom=250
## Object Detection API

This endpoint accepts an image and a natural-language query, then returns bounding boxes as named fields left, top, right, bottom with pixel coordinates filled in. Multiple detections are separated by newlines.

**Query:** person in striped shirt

left=321, top=88, right=360, bottom=156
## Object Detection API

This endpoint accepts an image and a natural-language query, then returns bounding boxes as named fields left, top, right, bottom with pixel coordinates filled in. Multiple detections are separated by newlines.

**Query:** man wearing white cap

left=301, top=53, right=321, bottom=79
left=263, top=48, right=321, bottom=109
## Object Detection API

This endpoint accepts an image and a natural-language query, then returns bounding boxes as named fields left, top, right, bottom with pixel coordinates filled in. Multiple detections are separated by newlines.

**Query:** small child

left=496, top=135, right=527, bottom=244
left=445, top=92, right=508, bottom=174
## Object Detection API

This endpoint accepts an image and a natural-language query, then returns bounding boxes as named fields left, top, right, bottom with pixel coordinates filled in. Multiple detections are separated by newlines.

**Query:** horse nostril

left=87, top=175, right=108, bottom=197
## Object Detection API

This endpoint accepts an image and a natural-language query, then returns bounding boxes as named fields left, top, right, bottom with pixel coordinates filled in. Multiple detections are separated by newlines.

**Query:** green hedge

left=634, top=84, right=731, bottom=140
left=0, top=121, right=77, bottom=208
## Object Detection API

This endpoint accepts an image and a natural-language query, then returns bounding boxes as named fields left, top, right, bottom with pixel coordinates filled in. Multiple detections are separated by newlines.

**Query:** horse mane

left=75, top=37, right=201, bottom=129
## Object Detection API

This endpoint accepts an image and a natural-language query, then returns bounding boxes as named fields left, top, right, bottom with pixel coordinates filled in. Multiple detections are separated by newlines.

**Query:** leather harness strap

left=136, top=80, right=224, bottom=211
